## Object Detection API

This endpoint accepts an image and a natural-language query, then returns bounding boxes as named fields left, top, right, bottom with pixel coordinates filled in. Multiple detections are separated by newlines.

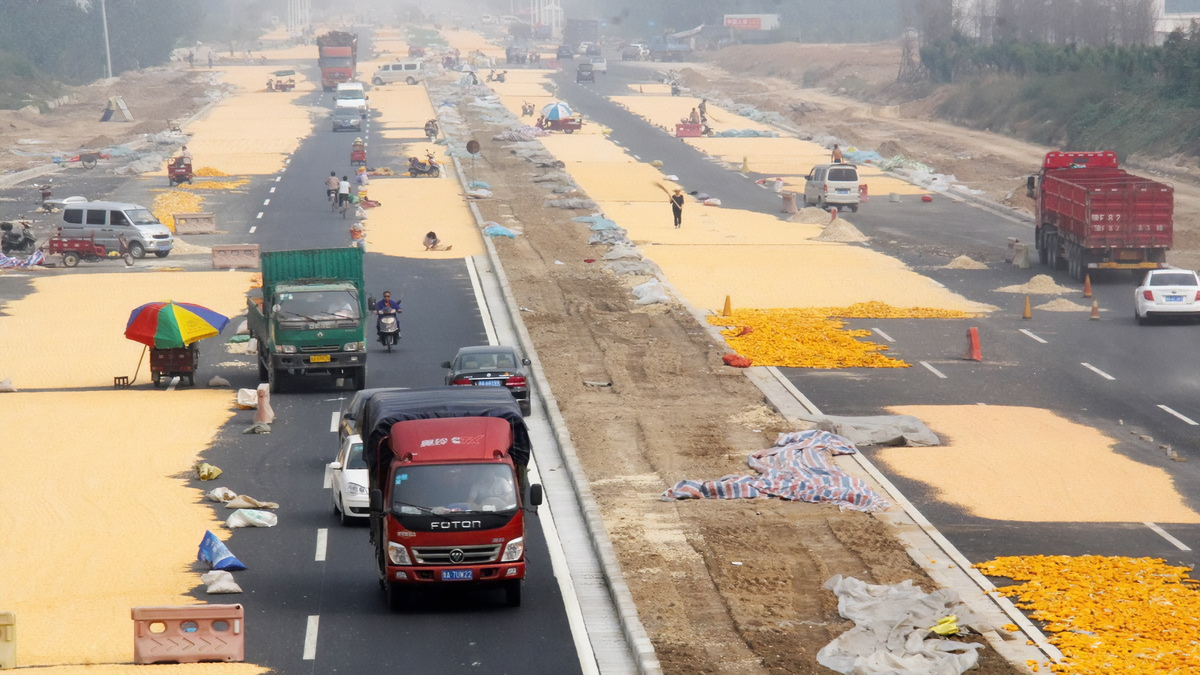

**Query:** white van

left=372, top=59, right=423, bottom=85
left=60, top=201, right=174, bottom=258
left=334, top=82, right=368, bottom=114
left=803, top=163, right=861, bottom=212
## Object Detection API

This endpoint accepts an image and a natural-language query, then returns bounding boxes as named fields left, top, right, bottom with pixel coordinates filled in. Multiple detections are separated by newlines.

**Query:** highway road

left=550, top=58, right=1200, bottom=569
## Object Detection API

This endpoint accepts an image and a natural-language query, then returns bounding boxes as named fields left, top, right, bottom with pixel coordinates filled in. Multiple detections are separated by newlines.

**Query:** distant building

left=1156, top=0, right=1200, bottom=41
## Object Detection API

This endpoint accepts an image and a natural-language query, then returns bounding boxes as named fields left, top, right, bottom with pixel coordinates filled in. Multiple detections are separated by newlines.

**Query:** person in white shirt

left=337, top=176, right=351, bottom=208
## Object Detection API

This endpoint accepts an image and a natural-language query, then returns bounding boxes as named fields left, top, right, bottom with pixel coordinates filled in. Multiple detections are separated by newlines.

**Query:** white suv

left=803, top=163, right=861, bottom=212
left=372, top=60, right=423, bottom=85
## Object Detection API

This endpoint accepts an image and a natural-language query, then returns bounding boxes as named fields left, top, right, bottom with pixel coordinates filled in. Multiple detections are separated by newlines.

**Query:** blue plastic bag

left=197, top=530, right=247, bottom=571
left=484, top=224, right=518, bottom=239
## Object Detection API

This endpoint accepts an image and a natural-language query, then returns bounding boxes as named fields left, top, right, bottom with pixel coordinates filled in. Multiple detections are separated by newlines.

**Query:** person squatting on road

left=423, top=231, right=452, bottom=251
left=670, top=188, right=684, bottom=229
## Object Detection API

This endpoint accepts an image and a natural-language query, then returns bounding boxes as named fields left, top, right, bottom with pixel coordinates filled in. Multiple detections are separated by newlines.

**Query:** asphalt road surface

left=554, top=57, right=1200, bottom=569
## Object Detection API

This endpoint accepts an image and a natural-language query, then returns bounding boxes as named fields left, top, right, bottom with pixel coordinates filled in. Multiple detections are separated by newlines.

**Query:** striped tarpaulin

left=662, top=430, right=891, bottom=512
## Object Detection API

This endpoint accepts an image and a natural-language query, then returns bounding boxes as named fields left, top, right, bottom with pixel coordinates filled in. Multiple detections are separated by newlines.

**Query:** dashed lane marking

left=1019, top=329, right=1047, bottom=344
left=302, top=615, right=319, bottom=660
left=1157, top=404, right=1198, bottom=425
left=269, top=187, right=276, bottom=193
left=248, top=226, right=256, bottom=234
left=920, top=361, right=947, bottom=379
left=1144, top=522, right=1192, bottom=551
left=1081, top=363, right=1115, bottom=380
left=872, top=327, right=895, bottom=343
left=263, top=199, right=270, bottom=206
left=329, top=410, right=339, bottom=432
left=315, top=529, right=328, bottom=561
left=256, top=212, right=263, bottom=219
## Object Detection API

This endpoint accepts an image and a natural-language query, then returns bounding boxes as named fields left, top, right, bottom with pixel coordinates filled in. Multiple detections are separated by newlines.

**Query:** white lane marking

left=920, top=361, right=947, bottom=379
left=167, top=376, right=180, bottom=391
left=633, top=154, right=641, bottom=160
left=329, top=410, right=339, bottom=432
left=1081, top=363, right=1115, bottom=380
left=528, top=456, right=601, bottom=675
left=1019, top=329, right=1047, bottom=344
left=263, top=199, right=270, bottom=206
left=1144, top=522, right=1192, bottom=551
left=248, top=226, right=256, bottom=234
left=269, top=187, right=276, bottom=193
left=285, top=158, right=291, bottom=164
left=872, top=328, right=895, bottom=343
left=274, top=176, right=281, bottom=182
left=1158, top=404, right=1199, bottom=426
left=466, top=256, right=499, bottom=346
left=315, top=529, right=328, bottom=561
left=302, top=615, right=319, bottom=660
left=322, top=465, right=332, bottom=489
left=256, top=212, right=264, bottom=219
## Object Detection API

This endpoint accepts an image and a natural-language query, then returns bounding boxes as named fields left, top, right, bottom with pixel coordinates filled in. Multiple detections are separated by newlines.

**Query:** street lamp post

left=100, top=0, right=114, bottom=79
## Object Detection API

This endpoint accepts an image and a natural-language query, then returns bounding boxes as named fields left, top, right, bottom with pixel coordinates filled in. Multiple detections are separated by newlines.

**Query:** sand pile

left=790, top=207, right=831, bottom=224
left=943, top=255, right=987, bottom=270
left=813, top=218, right=868, bottom=243
left=995, top=274, right=1073, bottom=294
left=170, top=236, right=212, bottom=255
left=1035, top=298, right=1091, bottom=312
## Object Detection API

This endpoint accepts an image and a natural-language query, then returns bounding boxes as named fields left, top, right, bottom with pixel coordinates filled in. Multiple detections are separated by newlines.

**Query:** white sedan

left=1134, top=268, right=1200, bottom=324
left=327, top=434, right=369, bottom=525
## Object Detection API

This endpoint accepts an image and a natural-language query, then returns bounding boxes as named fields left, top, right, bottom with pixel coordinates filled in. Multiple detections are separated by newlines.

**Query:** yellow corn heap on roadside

left=976, top=555, right=1200, bottom=673
left=194, top=166, right=229, bottom=177
left=708, top=303, right=969, bottom=369
left=184, top=179, right=250, bottom=190
left=152, top=191, right=205, bottom=232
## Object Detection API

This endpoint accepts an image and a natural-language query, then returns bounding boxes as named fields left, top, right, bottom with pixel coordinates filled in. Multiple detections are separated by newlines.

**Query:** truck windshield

left=277, top=290, right=360, bottom=320
left=394, top=464, right=517, bottom=515
left=321, top=57, right=353, bottom=68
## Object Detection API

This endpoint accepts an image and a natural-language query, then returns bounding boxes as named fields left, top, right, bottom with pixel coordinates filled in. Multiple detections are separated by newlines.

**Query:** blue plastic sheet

left=484, top=224, right=518, bottom=239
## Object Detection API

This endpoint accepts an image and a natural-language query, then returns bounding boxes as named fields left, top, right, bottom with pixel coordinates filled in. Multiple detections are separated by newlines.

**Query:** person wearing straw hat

left=670, top=188, right=684, bottom=229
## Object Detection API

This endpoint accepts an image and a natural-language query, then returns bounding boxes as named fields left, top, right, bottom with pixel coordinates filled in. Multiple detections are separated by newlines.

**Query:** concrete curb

left=449, top=156, right=662, bottom=675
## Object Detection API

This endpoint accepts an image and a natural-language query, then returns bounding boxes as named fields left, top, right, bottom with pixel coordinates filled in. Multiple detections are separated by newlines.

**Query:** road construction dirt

left=454, top=82, right=1023, bottom=675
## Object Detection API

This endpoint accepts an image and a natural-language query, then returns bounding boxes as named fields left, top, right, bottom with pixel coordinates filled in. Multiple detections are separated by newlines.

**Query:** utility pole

left=100, top=0, right=114, bottom=79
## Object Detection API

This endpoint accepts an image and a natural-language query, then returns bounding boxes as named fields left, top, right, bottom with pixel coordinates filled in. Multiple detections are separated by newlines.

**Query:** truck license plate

left=442, top=569, right=473, bottom=581
left=476, top=380, right=502, bottom=386
left=310, top=354, right=331, bottom=363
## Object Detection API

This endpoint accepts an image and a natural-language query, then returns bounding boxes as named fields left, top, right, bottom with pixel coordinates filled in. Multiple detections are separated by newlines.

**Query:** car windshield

left=345, top=443, right=367, bottom=470
left=335, top=90, right=364, bottom=100
left=457, top=351, right=517, bottom=370
left=125, top=209, right=161, bottom=226
left=828, top=168, right=858, bottom=181
left=1149, top=273, right=1198, bottom=286
left=277, top=290, right=360, bottom=320
left=393, top=464, right=517, bottom=514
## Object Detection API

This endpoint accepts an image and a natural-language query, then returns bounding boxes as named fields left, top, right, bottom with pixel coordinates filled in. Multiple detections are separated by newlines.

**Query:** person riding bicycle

left=337, top=175, right=351, bottom=209
left=325, top=171, right=339, bottom=202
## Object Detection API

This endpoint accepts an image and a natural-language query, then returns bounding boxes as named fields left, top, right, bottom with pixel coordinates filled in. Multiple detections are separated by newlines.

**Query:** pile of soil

left=814, top=218, right=868, bottom=243
left=1035, top=298, right=1091, bottom=312
left=789, top=206, right=831, bottom=224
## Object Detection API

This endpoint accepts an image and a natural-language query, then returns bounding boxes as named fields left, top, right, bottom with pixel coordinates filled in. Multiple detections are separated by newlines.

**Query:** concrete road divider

left=131, top=604, right=244, bottom=664
left=0, top=611, right=15, bottom=669
left=212, top=245, right=260, bottom=270
left=174, top=213, right=217, bottom=235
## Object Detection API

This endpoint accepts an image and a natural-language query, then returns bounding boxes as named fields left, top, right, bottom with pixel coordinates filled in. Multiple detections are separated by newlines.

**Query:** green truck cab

left=248, top=248, right=367, bottom=393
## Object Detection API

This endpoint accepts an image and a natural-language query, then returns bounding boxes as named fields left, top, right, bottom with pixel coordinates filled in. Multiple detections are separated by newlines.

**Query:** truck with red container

left=1029, top=150, right=1174, bottom=280
left=361, top=387, right=542, bottom=610
left=317, top=31, right=358, bottom=91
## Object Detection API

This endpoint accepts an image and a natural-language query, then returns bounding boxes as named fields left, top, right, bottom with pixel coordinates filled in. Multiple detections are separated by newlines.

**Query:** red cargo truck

left=317, top=31, right=358, bottom=91
left=1030, top=150, right=1174, bottom=280
left=361, top=388, right=542, bottom=610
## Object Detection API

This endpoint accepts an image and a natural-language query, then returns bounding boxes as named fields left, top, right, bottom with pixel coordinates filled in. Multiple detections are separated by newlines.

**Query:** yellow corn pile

left=977, top=555, right=1200, bottom=673
left=194, top=166, right=229, bottom=177
left=708, top=304, right=969, bottom=368
left=152, top=191, right=205, bottom=232
left=185, top=179, right=250, bottom=190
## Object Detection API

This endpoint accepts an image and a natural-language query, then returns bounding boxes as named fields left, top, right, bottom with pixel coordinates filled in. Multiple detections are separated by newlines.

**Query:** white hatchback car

left=1134, top=268, right=1200, bottom=324
left=327, top=434, right=369, bottom=525
left=590, top=57, right=607, bottom=74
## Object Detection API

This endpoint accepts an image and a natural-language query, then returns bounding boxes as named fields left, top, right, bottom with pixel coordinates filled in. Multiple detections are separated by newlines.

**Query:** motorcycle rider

left=373, top=291, right=402, bottom=344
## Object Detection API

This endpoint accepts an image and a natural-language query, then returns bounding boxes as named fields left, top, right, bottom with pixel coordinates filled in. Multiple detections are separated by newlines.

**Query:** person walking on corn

left=670, top=188, right=684, bottom=229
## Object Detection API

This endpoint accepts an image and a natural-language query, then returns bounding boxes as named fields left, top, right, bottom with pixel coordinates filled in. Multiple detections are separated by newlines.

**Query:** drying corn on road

left=547, top=58, right=1200, bottom=570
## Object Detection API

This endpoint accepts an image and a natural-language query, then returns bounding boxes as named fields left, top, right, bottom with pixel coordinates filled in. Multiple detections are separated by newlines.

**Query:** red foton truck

left=360, top=388, right=542, bottom=610
left=316, top=31, right=358, bottom=91
left=1030, top=150, right=1174, bottom=280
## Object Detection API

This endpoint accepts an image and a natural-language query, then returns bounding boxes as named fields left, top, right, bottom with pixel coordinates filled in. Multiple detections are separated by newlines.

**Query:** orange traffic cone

left=1083, top=274, right=1093, bottom=298
left=1022, top=295, right=1032, bottom=320
left=722, top=295, right=732, bottom=317
left=1090, top=299, right=1100, bottom=320
left=964, top=327, right=982, bottom=361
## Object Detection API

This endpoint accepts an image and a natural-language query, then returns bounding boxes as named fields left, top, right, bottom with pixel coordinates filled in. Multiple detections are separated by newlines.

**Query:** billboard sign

left=723, top=14, right=780, bottom=31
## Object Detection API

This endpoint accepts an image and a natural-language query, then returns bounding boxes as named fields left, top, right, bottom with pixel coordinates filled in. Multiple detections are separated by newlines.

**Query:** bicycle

left=328, top=189, right=338, bottom=211
left=337, top=194, right=350, bottom=218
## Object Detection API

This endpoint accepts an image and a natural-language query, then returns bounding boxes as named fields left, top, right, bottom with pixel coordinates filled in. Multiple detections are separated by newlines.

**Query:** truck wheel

left=352, top=368, right=366, bottom=390
left=505, top=580, right=522, bottom=607
left=258, top=347, right=269, bottom=381
left=387, top=581, right=407, bottom=611
left=152, top=371, right=162, bottom=387
left=269, top=367, right=286, bottom=394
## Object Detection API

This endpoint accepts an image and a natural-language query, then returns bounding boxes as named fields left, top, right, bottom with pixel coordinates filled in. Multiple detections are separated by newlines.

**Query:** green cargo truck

left=248, top=248, right=367, bottom=393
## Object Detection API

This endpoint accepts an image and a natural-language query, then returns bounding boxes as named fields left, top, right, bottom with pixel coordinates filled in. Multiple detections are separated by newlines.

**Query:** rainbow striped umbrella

left=125, top=301, right=230, bottom=349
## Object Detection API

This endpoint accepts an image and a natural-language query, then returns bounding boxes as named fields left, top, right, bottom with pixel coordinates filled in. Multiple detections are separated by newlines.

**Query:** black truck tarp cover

left=361, top=387, right=531, bottom=485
